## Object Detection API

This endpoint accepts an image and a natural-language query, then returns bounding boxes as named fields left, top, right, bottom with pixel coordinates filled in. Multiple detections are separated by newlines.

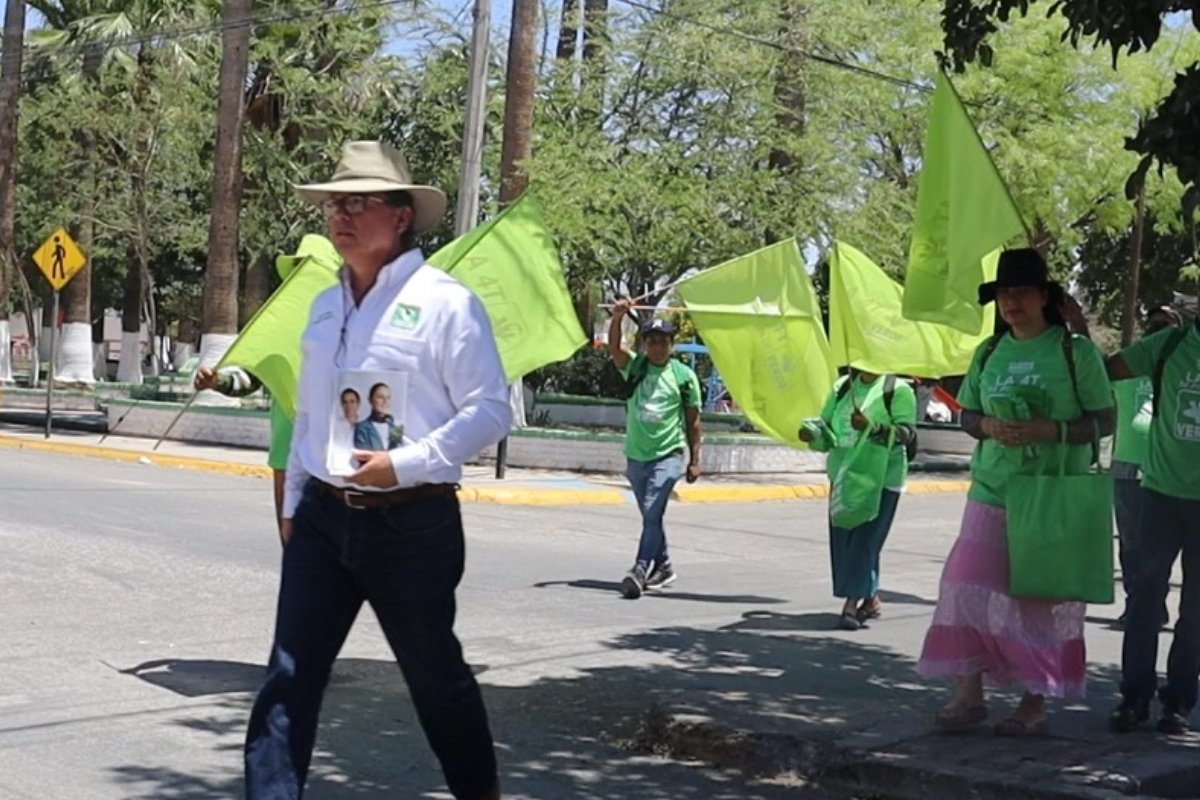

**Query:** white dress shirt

left=283, top=248, right=512, bottom=518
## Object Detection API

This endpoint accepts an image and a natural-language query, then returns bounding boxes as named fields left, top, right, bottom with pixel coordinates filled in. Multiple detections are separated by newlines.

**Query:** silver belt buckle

left=343, top=489, right=370, bottom=509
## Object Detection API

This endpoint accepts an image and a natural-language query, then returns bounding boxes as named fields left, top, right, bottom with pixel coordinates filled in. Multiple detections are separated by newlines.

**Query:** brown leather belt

left=311, top=479, right=458, bottom=509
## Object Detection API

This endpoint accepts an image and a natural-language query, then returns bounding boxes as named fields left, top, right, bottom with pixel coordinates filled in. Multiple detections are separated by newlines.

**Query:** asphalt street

left=0, top=448, right=1149, bottom=799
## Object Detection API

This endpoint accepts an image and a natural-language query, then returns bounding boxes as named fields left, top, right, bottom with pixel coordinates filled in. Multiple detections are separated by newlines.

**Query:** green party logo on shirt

left=1176, top=370, right=1200, bottom=441
left=391, top=303, right=421, bottom=330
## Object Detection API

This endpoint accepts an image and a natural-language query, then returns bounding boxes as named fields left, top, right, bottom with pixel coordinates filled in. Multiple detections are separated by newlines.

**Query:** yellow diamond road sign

left=33, top=227, right=87, bottom=291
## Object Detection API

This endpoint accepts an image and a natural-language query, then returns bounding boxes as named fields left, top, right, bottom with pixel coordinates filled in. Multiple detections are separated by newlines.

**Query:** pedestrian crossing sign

left=33, top=227, right=86, bottom=291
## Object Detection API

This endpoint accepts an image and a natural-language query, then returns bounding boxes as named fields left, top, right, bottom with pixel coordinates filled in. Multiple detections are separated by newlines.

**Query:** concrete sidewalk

left=0, top=425, right=972, bottom=505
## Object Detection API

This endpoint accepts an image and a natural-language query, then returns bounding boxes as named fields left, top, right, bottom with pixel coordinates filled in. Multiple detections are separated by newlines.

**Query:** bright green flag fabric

left=429, top=194, right=586, bottom=381
left=831, top=241, right=994, bottom=377
left=903, top=71, right=1027, bottom=334
left=677, top=239, right=836, bottom=448
left=218, top=234, right=341, bottom=420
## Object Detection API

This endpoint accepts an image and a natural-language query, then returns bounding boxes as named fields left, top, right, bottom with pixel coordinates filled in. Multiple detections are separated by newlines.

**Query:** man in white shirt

left=243, top=141, right=510, bottom=800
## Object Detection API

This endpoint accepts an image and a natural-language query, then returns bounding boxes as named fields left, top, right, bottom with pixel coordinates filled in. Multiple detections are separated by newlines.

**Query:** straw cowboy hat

left=294, top=141, right=447, bottom=234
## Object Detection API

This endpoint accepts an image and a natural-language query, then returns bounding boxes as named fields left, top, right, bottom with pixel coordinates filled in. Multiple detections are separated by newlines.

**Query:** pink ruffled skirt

left=916, top=500, right=1087, bottom=698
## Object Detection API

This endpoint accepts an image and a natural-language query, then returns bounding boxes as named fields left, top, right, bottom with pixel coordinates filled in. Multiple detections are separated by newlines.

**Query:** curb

left=0, top=434, right=971, bottom=505
left=0, top=434, right=275, bottom=479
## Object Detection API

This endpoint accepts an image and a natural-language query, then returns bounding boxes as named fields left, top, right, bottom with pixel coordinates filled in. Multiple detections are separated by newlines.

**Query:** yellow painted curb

left=675, top=484, right=829, bottom=503
left=0, top=433, right=971, bottom=504
left=907, top=480, right=972, bottom=495
left=464, top=486, right=627, bottom=506
left=0, top=434, right=274, bottom=479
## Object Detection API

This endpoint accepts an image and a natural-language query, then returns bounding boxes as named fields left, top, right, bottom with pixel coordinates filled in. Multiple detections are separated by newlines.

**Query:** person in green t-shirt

left=608, top=299, right=703, bottom=599
left=1107, top=306, right=1200, bottom=736
left=799, top=370, right=916, bottom=631
left=915, top=248, right=1115, bottom=737
left=191, top=235, right=337, bottom=545
left=1111, top=305, right=1182, bottom=629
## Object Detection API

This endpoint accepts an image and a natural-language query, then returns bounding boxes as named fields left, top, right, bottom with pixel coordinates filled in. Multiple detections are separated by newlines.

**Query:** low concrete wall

left=102, top=398, right=983, bottom=475
left=106, top=398, right=271, bottom=448
left=483, top=427, right=825, bottom=474
left=2, top=387, right=101, bottom=412
left=533, top=394, right=747, bottom=433
left=104, top=399, right=826, bottom=474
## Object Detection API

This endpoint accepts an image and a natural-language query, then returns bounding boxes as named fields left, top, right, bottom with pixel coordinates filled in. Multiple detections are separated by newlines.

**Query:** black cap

left=641, top=318, right=676, bottom=336
left=978, top=248, right=1050, bottom=305
left=1147, top=305, right=1183, bottom=326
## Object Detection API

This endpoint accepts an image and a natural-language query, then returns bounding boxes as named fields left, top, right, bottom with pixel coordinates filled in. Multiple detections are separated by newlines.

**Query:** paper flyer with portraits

left=326, top=370, right=409, bottom=476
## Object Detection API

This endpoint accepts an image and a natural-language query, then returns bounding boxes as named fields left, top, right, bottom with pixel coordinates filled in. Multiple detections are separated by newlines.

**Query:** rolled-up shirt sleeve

left=389, top=292, right=512, bottom=483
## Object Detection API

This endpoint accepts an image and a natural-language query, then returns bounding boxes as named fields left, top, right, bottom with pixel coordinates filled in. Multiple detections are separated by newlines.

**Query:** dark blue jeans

left=626, top=451, right=685, bottom=571
left=1114, top=476, right=1143, bottom=600
left=244, top=483, right=496, bottom=800
left=1120, top=488, right=1200, bottom=714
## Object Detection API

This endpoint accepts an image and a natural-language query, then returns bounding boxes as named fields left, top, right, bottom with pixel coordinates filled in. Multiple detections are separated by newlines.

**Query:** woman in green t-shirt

left=800, top=371, right=916, bottom=631
left=915, top=249, right=1115, bottom=736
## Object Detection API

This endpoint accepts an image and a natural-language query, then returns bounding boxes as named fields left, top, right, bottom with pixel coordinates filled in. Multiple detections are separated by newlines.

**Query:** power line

left=610, top=0, right=932, bottom=94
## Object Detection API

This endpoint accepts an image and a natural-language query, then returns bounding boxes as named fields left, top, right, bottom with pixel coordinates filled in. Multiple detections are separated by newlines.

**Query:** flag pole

left=152, top=392, right=198, bottom=452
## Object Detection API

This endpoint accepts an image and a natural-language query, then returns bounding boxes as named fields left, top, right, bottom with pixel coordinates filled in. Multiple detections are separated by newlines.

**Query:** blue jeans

left=1120, top=489, right=1200, bottom=714
left=1114, top=476, right=1144, bottom=600
left=626, top=451, right=685, bottom=571
left=244, top=483, right=497, bottom=800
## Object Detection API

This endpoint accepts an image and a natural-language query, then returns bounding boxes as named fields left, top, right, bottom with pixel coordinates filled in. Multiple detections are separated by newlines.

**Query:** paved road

left=0, top=447, right=1150, bottom=799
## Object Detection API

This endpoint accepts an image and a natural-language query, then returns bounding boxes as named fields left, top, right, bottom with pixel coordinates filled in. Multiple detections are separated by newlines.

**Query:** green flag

left=218, top=234, right=341, bottom=419
left=677, top=239, right=835, bottom=448
left=832, top=241, right=994, bottom=377
left=904, top=71, right=1027, bottom=334
left=429, top=194, right=586, bottom=381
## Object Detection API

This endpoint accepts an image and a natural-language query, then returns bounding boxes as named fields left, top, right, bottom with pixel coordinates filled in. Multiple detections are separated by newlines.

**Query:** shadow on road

left=107, top=623, right=1198, bottom=799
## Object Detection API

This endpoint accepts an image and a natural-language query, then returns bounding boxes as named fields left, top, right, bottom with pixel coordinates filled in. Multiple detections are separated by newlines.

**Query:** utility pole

left=494, top=0, right=539, bottom=478
left=455, top=0, right=491, bottom=237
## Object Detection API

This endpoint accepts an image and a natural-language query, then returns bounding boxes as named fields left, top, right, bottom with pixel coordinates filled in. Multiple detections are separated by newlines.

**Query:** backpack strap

left=1152, top=327, right=1189, bottom=418
left=882, top=374, right=897, bottom=418
left=1061, top=328, right=1079, bottom=402
left=625, top=356, right=650, bottom=397
left=977, top=334, right=1003, bottom=372
left=834, top=374, right=854, bottom=405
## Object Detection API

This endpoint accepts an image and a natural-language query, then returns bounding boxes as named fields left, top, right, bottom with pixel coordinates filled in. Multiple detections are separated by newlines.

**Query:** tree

left=940, top=1, right=1200, bottom=212
left=0, top=0, right=25, bottom=383
left=197, top=0, right=251, bottom=387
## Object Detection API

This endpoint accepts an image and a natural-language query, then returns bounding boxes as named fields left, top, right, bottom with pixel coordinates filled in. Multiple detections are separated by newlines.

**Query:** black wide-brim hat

left=978, top=248, right=1051, bottom=305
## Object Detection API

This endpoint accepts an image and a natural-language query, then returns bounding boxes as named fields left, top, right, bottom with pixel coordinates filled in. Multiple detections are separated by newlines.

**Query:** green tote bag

left=1005, top=430, right=1114, bottom=604
left=829, top=428, right=894, bottom=530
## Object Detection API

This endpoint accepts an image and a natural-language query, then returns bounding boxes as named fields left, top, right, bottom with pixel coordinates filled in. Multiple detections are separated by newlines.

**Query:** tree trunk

left=500, top=0, right=539, bottom=204
left=768, top=0, right=806, bottom=172
left=580, top=0, right=608, bottom=116
left=199, top=0, right=251, bottom=389
left=582, top=0, right=608, bottom=63
left=1122, top=184, right=1146, bottom=347
left=557, top=0, right=578, bottom=60
left=0, top=0, right=25, bottom=383
left=117, top=244, right=144, bottom=383
left=240, top=252, right=273, bottom=327
left=57, top=42, right=106, bottom=385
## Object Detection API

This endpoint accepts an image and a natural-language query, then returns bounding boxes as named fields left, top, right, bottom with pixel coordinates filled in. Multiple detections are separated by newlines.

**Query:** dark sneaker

left=838, top=612, right=861, bottom=631
left=1156, top=709, right=1190, bottom=735
left=1110, top=700, right=1150, bottom=733
left=645, top=564, right=677, bottom=590
left=622, top=565, right=647, bottom=599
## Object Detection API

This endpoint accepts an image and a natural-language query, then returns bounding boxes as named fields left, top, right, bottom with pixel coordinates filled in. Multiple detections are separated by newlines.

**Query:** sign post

left=31, top=227, right=87, bottom=439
